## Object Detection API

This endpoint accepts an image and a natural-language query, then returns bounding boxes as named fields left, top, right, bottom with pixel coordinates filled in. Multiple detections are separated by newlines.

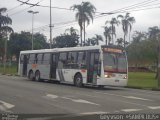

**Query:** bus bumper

left=96, top=78, right=128, bottom=87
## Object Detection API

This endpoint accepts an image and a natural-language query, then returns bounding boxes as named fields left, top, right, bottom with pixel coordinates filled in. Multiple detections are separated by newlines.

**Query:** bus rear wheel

left=35, top=71, right=41, bottom=82
left=28, top=70, right=34, bottom=81
left=74, top=74, right=83, bottom=87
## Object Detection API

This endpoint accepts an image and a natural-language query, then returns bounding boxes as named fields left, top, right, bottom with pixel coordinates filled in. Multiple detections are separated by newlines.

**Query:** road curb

left=0, top=73, right=19, bottom=77
left=125, top=86, right=160, bottom=91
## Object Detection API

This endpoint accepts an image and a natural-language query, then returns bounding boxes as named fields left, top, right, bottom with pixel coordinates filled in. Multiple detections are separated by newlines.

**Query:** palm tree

left=105, top=17, right=119, bottom=44
left=148, top=26, right=160, bottom=39
left=117, top=13, right=135, bottom=48
left=0, top=7, right=13, bottom=36
left=65, top=27, right=78, bottom=36
left=103, top=26, right=112, bottom=45
left=116, top=38, right=123, bottom=46
left=85, top=38, right=92, bottom=46
left=92, top=34, right=103, bottom=45
left=0, top=7, right=13, bottom=73
left=71, top=2, right=96, bottom=46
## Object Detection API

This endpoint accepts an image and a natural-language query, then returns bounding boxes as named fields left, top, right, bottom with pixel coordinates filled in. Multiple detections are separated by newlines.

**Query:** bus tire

left=35, top=71, right=41, bottom=82
left=28, top=70, right=34, bottom=81
left=74, top=74, right=83, bottom=87
left=98, top=85, right=104, bottom=89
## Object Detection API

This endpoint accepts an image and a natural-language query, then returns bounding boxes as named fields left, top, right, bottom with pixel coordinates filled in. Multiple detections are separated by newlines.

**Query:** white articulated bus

left=18, top=45, right=128, bottom=87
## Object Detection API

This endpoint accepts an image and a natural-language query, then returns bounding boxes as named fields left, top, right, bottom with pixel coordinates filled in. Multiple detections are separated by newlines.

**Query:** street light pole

left=28, top=10, right=39, bottom=50
left=50, top=0, right=52, bottom=49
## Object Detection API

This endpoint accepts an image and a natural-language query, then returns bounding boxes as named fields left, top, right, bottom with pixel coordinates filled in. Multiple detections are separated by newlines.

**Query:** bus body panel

left=27, top=64, right=50, bottom=79
left=56, top=69, right=87, bottom=84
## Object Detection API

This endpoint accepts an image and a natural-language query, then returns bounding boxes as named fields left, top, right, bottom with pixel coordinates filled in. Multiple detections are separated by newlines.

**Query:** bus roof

left=20, top=45, right=124, bottom=54
left=20, top=45, right=102, bottom=54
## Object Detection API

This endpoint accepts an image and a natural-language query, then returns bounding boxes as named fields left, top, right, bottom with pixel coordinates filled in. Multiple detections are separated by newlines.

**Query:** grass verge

left=128, top=72, right=158, bottom=89
left=0, top=65, right=17, bottom=75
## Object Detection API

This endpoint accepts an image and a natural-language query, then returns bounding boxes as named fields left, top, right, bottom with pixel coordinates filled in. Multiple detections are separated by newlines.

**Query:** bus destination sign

left=102, top=48, right=123, bottom=53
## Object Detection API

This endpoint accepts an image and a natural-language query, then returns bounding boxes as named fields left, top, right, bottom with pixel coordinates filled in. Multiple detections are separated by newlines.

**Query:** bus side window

left=77, top=52, right=86, bottom=69
left=66, top=52, right=77, bottom=68
left=58, top=53, right=67, bottom=69
left=29, top=54, right=35, bottom=64
left=37, top=54, right=43, bottom=64
left=43, top=53, right=50, bottom=64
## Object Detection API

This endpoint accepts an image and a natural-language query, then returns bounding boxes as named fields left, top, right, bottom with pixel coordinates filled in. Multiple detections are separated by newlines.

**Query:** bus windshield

left=103, top=52, right=127, bottom=73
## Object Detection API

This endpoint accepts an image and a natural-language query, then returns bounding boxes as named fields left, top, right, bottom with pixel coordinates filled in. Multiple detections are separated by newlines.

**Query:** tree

left=84, top=38, right=92, bottom=46
left=117, top=13, right=135, bottom=48
left=71, top=2, right=96, bottom=46
left=103, top=26, right=112, bottom=45
left=91, top=34, right=103, bottom=45
left=9, top=32, right=32, bottom=61
left=0, top=7, right=13, bottom=36
left=148, top=26, right=160, bottom=79
left=65, top=27, right=78, bottom=36
left=116, top=38, right=123, bottom=46
left=8, top=32, right=48, bottom=61
left=132, top=31, right=147, bottom=43
left=105, top=17, right=119, bottom=44
left=33, top=33, right=49, bottom=50
left=53, top=33, right=79, bottom=48
left=0, top=7, right=13, bottom=73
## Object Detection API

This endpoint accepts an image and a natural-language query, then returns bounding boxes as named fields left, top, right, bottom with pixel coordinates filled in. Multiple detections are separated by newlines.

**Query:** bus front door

left=50, top=54, right=57, bottom=79
left=22, top=55, right=28, bottom=76
left=87, top=52, right=99, bottom=84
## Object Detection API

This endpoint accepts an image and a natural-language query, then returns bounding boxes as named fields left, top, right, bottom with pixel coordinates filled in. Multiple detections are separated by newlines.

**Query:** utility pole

left=49, top=0, right=52, bottom=49
left=28, top=10, right=39, bottom=50
left=158, top=34, right=160, bottom=88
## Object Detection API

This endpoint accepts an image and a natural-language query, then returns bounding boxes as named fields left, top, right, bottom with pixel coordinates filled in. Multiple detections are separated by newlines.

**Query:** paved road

left=0, top=75, right=160, bottom=119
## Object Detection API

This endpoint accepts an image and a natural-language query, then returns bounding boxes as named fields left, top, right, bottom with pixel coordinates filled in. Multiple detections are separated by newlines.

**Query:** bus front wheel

left=74, top=74, right=83, bottom=87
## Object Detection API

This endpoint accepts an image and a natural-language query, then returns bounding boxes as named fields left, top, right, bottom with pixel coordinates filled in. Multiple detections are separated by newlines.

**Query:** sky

left=1, top=0, right=160, bottom=44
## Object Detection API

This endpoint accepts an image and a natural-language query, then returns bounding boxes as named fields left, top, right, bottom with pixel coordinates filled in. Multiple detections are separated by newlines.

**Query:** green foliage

left=8, top=31, right=48, bottom=60
left=33, top=33, right=49, bottom=50
left=53, top=33, right=79, bottom=48
left=0, top=7, right=13, bottom=34
left=0, top=37, right=5, bottom=57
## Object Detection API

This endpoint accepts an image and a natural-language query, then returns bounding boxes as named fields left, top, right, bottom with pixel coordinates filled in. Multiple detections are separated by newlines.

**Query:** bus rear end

left=97, top=46, right=128, bottom=87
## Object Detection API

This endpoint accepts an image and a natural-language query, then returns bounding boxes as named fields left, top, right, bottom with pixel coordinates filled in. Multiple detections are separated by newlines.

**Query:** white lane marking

left=123, top=96, right=152, bottom=101
left=0, top=100, right=15, bottom=109
left=148, top=106, right=160, bottom=109
left=95, top=92, right=152, bottom=101
left=119, top=100, right=148, bottom=107
left=80, top=111, right=108, bottom=115
left=0, top=100, right=15, bottom=112
left=46, top=94, right=58, bottom=99
left=61, top=97, right=100, bottom=106
left=121, top=109, right=142, bottom=112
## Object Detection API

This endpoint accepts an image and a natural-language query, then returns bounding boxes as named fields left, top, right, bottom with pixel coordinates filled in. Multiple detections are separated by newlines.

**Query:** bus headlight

left=105, top=74, right=111, bottom=78
left=123, top=75, right=127, bottom=79
left=105, top=75, right=109, bottom=78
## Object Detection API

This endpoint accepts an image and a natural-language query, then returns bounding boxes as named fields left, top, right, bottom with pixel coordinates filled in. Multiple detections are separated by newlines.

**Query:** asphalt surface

left=0, top=75, right=160, bottom=119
